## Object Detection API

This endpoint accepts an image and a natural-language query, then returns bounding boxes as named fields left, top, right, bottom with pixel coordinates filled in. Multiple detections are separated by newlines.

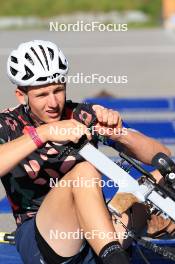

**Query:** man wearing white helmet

left=0, top=40, right=170, bottom=264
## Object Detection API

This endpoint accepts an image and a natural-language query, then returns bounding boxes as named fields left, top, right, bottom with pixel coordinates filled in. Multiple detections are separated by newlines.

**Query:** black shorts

left=15, top=217, right=99, bottom=264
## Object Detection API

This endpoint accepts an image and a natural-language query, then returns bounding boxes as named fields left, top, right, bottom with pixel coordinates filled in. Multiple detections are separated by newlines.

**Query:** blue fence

left=84, top=97, right=175, bottom=112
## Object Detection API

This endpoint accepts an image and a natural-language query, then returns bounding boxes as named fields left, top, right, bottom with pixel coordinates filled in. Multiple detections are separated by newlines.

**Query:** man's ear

left=15, top=87, right=28, bottom=105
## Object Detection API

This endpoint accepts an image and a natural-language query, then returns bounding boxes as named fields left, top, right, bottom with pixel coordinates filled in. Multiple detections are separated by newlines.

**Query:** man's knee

left=69, top=161, right=103, bottom=199
left=58, top=161, right=102, bottom=192
left=72, top=161, right=101, bottom=180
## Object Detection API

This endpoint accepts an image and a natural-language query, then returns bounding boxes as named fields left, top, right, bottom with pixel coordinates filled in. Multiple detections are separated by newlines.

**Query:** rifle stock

left=108, top=192, right=139, bottom=215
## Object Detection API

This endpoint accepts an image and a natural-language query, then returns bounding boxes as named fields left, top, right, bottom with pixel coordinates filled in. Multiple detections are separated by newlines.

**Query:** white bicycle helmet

left=7, top=40, right=68, bottom=87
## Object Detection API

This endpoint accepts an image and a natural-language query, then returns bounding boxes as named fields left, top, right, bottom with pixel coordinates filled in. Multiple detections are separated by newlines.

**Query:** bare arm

left=115, top=129, right=171, bottom=164
left=92, top=105, right=171, bottom=164
left=0, top=126, right=46, bottom=177
left=0, top=119, right=91, bottom=178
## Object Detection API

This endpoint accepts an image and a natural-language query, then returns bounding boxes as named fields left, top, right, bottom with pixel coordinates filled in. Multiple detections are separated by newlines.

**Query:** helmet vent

left=25, top=53, right=34, bottom=65
left=10, top=67, right=18, bottom=76
left=22, top=65, right=34, bottom=80
left=31, top=47, right=45, bottom=70
left=48, top=48, right=54, bottom=60
left=11, top=56, right=18, bottom=63
left=59, top=57, right=67, bottom=70
left=36, top=77, right=47, bottom=82
left=39, top=45, right=49, bottom=71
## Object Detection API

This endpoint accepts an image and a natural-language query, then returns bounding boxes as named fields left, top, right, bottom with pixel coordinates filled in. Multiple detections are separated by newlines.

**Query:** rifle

left=57, top=135, right=175, bottom=222
left=80, top=143, right=175, bottom=220
left=57, top=137, right=175, bottom=262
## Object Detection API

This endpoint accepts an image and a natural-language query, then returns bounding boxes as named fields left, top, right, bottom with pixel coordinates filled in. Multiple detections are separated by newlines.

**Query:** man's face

left=27, top=83, right=66, bottom=123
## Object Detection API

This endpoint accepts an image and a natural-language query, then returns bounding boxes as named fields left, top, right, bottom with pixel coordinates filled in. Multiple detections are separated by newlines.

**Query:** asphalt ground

left=0, top=28, right=175, bottom=108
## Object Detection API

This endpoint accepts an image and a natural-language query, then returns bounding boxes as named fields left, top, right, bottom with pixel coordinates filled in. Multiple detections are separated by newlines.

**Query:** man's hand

left=92, top=105, right=123, bottom=139
left=37, top=119, right=92, bottom=144
left=92, top=105, right=171, bottom=164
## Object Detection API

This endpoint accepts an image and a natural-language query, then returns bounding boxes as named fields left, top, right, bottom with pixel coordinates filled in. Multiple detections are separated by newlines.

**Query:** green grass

left=0, top=0, right=162, bottom=21
left=127, top=21, right=161, bottom=29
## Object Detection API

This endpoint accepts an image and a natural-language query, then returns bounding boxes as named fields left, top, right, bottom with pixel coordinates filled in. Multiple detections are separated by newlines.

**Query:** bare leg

left=36, top=161, right=118, bottom=257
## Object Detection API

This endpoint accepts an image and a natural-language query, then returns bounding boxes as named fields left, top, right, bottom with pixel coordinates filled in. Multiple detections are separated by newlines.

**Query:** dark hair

left=17, top=86, right=28, bottom=93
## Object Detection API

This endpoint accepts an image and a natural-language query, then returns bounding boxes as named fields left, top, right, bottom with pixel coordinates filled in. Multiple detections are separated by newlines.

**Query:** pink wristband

left=23, top=126, right=44, bottom=148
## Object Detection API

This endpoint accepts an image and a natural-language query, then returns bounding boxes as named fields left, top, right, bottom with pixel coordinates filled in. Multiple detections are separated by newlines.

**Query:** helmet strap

left=23, top=94, right=29, bottom=106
